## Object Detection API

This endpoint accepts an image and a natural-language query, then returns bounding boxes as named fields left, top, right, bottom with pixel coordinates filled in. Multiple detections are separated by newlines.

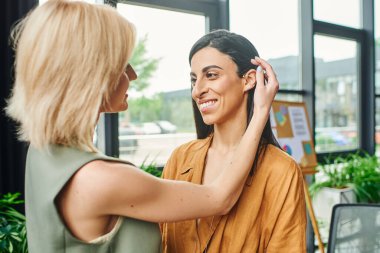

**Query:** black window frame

left=301, top=0, right=375, bottom=162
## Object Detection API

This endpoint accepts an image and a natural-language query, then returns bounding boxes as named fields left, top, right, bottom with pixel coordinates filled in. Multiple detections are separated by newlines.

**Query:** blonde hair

left=6, top=0, right=136, bottom=152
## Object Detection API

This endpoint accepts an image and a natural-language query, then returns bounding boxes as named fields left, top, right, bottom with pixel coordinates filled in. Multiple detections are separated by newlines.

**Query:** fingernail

left=251, top=59, right=258, bottom=65
left=255, top=56, right=260, bottom=60
left=257, top=66, right=262, bottom=72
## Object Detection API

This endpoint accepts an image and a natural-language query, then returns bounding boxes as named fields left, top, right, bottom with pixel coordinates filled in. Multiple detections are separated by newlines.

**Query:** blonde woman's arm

left=63, top=58, right=278, bottom=223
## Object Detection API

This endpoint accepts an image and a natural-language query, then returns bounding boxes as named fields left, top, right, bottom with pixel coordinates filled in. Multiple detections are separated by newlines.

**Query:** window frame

left=99, top=0, right=376, bottom=160
left=301, top=0, right=375, bottom=162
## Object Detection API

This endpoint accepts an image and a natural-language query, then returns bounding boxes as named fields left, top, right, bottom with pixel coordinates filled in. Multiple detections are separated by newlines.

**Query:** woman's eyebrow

left=190, top=65, right=223, bottom=76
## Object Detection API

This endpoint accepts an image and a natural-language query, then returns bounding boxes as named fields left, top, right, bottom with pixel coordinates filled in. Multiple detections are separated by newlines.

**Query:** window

left=230, top=0, right=302, bottom=102
left=116, top=3, right=206, bottom=166
left=311, top=0, right=373, bottom=157
left=313, top=0, right=361, bottom=28
left=314, top=35, right=359, bottom=152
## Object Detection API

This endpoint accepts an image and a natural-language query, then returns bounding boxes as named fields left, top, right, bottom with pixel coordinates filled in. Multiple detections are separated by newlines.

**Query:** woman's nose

left=192, top=80, right=208, bottom=98
left=126, top=64, right=137, bottom=81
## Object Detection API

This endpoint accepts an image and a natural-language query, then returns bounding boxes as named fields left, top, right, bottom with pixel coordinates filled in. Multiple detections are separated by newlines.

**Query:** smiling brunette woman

left=161, top=30, right=307, bottom=253
left=5, top=1, right=278, bottom=252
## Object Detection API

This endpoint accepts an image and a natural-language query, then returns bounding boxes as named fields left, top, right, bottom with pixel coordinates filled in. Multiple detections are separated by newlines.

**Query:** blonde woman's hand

left=251, top=57, right=279, bottom=115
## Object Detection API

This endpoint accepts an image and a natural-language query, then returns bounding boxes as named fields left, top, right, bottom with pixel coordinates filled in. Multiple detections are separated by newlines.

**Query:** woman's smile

left=199, top=99, right=217, bottom=112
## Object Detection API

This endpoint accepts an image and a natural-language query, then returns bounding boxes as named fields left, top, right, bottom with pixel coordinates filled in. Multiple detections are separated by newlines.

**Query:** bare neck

left=211, top=112, right=247, bottom=154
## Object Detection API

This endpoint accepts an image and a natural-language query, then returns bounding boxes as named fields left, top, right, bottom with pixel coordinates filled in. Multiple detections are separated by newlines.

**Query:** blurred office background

left=1, top=1, right=379, bottom=252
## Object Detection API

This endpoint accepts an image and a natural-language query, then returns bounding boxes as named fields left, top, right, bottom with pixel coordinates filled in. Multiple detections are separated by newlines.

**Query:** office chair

left=327, top=203, right=380, bottom=253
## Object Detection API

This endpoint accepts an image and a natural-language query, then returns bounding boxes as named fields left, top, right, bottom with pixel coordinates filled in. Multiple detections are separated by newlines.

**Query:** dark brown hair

left=189, top=29, right=281, bottom=175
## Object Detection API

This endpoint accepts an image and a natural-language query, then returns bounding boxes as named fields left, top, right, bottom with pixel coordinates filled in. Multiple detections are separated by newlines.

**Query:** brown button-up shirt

left=161, top=137, right=306, bottom=253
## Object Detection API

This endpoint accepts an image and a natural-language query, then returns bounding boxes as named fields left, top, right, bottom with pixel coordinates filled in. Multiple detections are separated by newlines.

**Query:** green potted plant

left=310, top=151, right=380, bottom=203
left=310, top=151, right=380, bottom=240
left=0, top=193, right=28, bottom=253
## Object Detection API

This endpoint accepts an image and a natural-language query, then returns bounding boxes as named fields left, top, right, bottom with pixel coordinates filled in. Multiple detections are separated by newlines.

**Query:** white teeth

left=200, top=100, right=216, bottom=110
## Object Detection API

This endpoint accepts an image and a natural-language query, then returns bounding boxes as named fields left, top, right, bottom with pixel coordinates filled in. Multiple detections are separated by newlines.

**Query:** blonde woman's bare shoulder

left=69, top=159, right=141, bottom=201
left=65, top=159, right=158, bottom=217
left=74, top=159, right=139, bottom=185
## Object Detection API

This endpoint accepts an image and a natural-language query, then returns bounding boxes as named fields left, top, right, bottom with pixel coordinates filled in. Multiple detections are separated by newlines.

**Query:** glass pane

left=229, top=0, right=300, bottom=90
left=375, top=0, right=380, bottom=155
left=313, top=0, right=361, bottom=28
left=314, top=35, right=359, bottom=153
left=117, top=4, right=204, bottom=166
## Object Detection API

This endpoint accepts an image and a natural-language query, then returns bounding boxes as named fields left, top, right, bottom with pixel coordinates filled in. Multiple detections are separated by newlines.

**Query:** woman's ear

left=243, top=69, right=257, bottom=92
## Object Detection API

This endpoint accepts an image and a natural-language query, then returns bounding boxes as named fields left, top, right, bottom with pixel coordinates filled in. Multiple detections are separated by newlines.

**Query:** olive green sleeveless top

left=25, top=145, right=162, bottom=253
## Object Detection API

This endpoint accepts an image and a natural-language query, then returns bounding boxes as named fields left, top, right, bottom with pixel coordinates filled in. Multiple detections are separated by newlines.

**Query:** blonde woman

left=6, top=1, right=278, bottom=252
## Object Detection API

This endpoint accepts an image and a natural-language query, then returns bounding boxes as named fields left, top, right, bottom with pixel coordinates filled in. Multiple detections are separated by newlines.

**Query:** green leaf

left=310, top=150, right=380, bottom=203
left=0, top=193, right=28, bottom=252
left=8, top=241, right=13, bottom=252
left=10, top=234, right=22, bottom=242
